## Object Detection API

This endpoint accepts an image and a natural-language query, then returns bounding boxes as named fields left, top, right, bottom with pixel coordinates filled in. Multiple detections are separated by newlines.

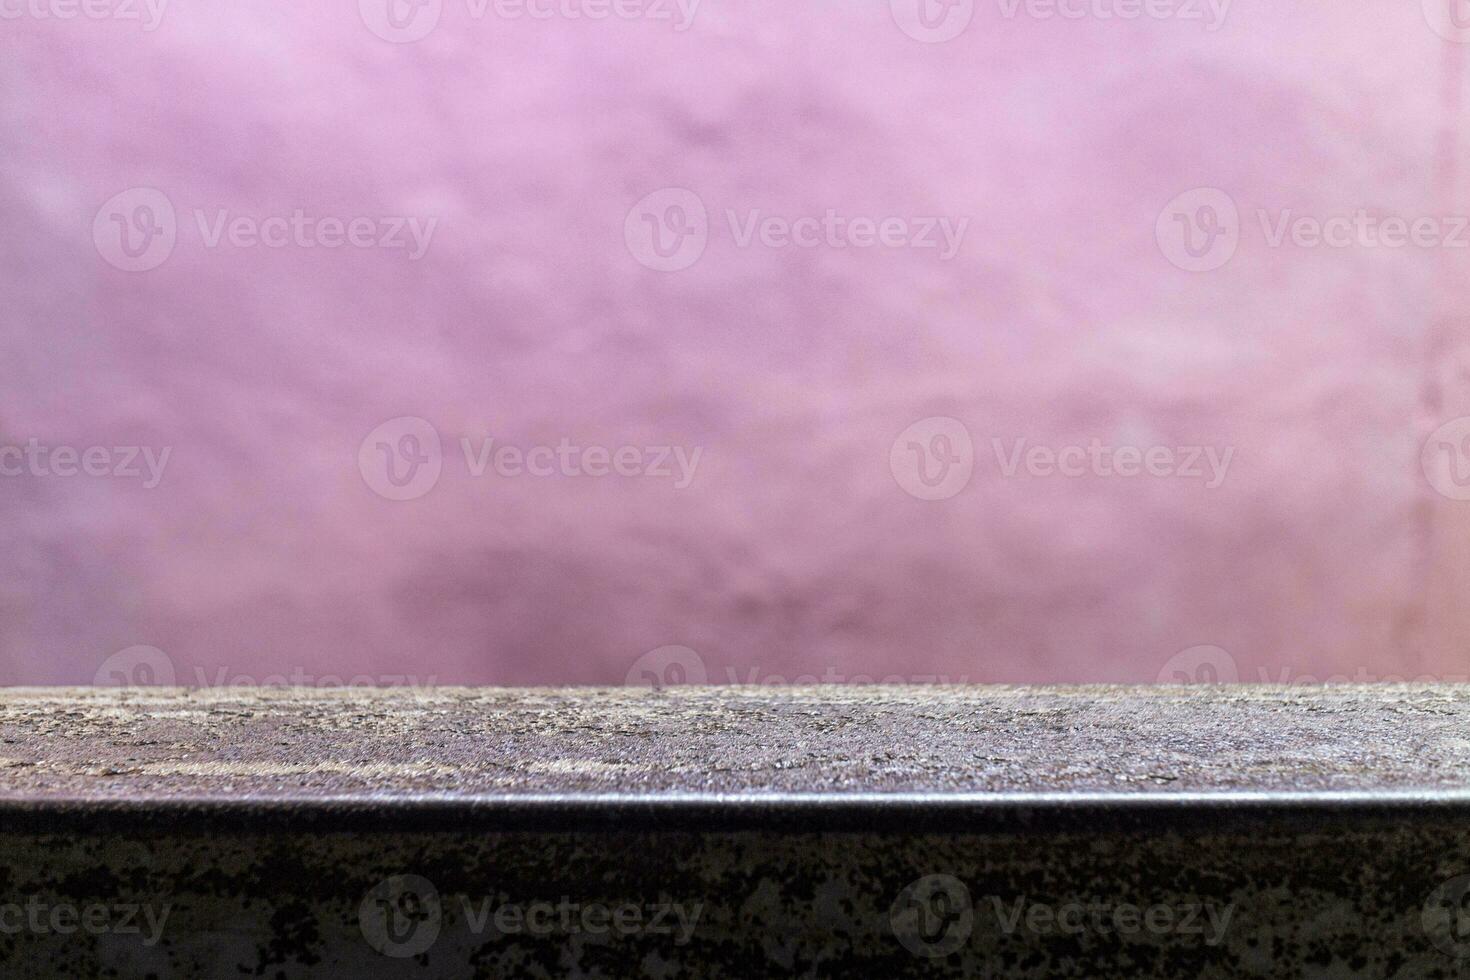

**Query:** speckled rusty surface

left=3, top=685, right=1470, bottom=807
left=4, top=687, right=1470, bottom=977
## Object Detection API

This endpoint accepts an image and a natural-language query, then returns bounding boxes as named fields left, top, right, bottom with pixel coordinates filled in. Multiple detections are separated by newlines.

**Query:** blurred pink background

left=4, top=0, right=1470, bottom=687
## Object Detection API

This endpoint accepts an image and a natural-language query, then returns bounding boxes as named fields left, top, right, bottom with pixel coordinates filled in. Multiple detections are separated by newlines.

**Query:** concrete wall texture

left=5, top=0, right=1470, bottom=687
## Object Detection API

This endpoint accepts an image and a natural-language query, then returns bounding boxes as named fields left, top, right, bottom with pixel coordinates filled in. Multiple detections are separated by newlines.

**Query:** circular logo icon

left=1423, top=417, right=1470, bottom=501
left=359, top=0, right=442, bottom=42
left=359, top=417, right=442, bottom=501
left=624, top=188, right=708, bottom=272
left=890, top=0, right=974, bottom=42
left=1424, top=875, right=1470, bottom=957
left=890, top=417, right=973, bottom=501
left=890, top=873, right=973, bottom=958
left=625, top=645, right=708, bottom=689
left=1157, top=645, right=1239, bottom=685
left=94, top=645, right=178, bottom=686
left=1424, top=0, right=1470, bottom=43
left=1156, top=188, right=1239, bottom=272
left=360, top=875, right=442, bottom=958
left=93, top=188, right=176, bottom=273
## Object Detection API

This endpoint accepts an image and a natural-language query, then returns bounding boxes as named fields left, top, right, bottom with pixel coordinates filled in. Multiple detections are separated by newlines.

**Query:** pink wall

left=4, top=0, right=1470, bottom=687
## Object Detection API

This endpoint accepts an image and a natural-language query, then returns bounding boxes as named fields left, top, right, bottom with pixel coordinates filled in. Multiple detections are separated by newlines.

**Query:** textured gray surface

left=3, top=687, right=1470, bottom=977
left=3, top=685, right=1470, bottom=801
